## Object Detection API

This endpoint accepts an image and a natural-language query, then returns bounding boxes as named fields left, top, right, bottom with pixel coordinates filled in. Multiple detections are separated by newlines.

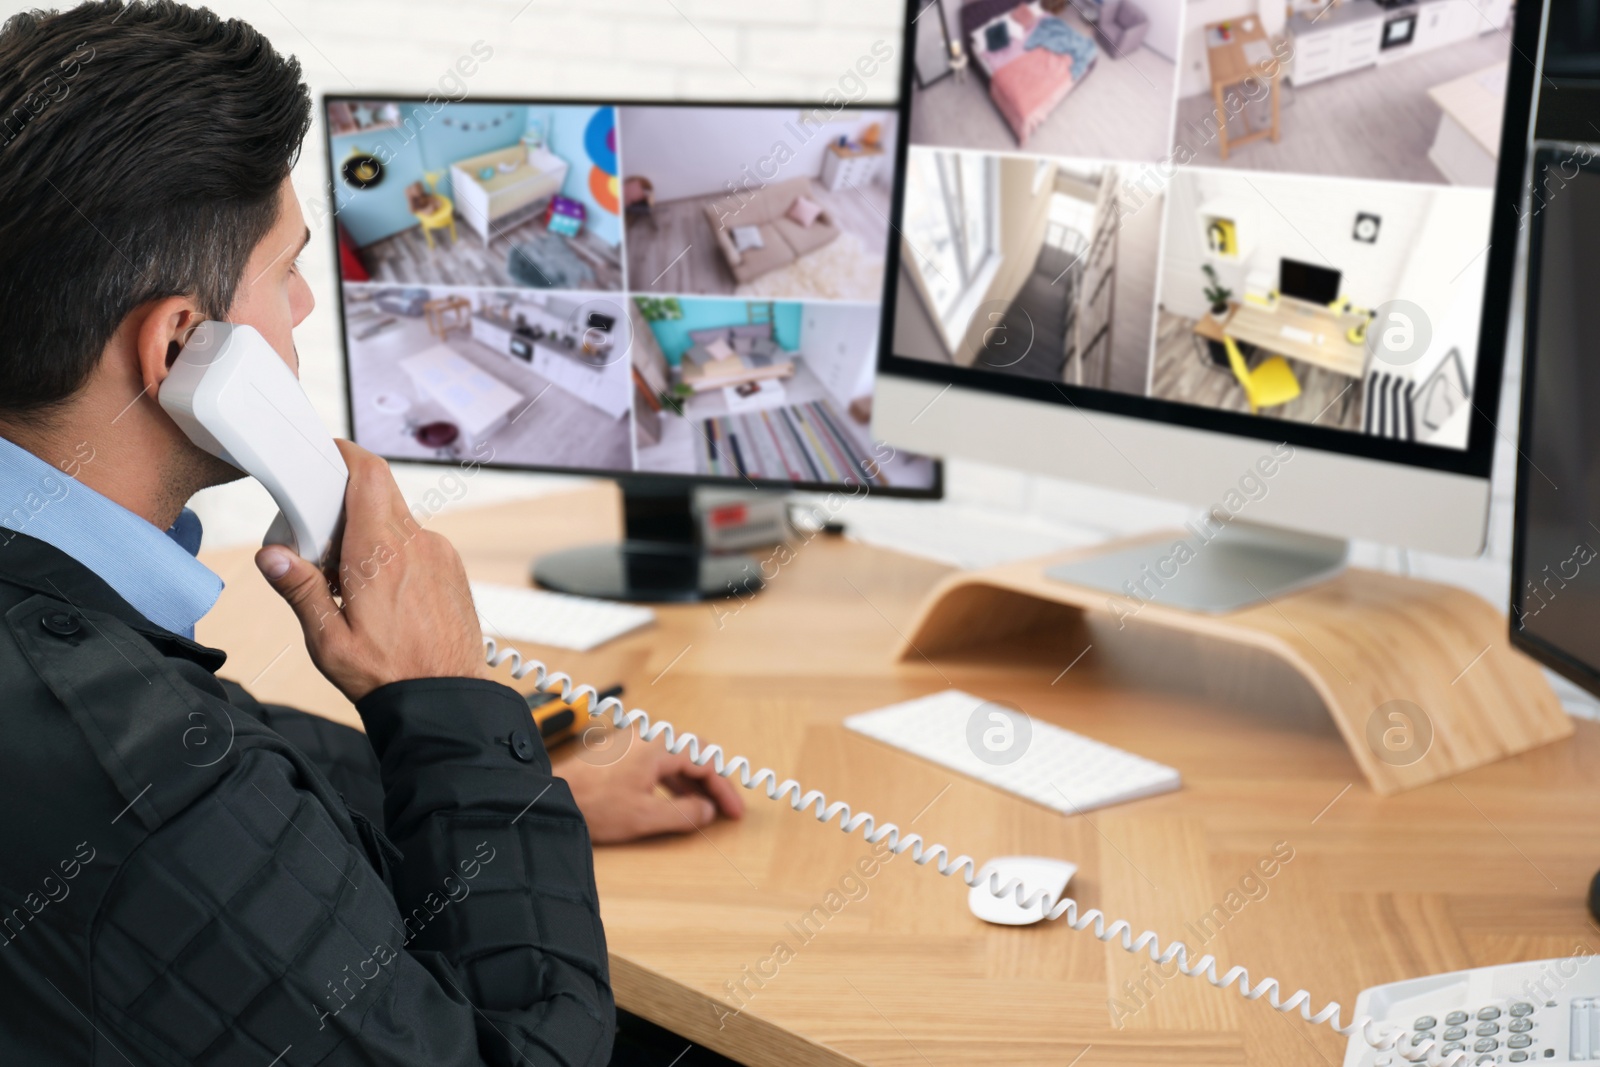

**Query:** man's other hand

left=560, top=731, right=745, bottom=845
left=254, top=440, right=492, bottom=703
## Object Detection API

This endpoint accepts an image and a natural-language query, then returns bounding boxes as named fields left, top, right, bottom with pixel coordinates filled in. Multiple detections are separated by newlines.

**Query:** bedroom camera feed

left=329, top=100, right=624, bottom=290
left=908, top=0, right=1183, bottom=161
left=895, top=0, right=1513, bottom=452
left=330, top=96, right=938, bottom=489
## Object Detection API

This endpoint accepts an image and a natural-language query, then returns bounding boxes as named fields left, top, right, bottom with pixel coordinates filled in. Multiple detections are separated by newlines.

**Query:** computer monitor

left=323, top=96, right=939, bottom=601
left=1510, top=147, right=1600, bottom=695
left=879, top=0, right=1539, bottom=608
left=1279, top=258, right=1341, bottom=307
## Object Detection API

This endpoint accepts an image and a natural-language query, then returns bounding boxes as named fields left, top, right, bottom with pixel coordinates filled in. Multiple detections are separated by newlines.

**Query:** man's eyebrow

left=248, top=227, right=315, bottom=287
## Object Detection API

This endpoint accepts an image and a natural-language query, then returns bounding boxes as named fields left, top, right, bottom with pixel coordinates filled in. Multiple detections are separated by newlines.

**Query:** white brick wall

left=195, top=0, right=906, bottom=103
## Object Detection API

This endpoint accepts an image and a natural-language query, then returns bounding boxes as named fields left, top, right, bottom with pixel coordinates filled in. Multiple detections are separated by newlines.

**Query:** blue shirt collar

left=0, top=435, right=223, bottom=636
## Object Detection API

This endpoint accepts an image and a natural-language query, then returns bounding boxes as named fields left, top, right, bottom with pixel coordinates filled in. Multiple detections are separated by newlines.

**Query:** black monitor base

left=530, top=479, right=765, bottom=603
left=532, top=542, right=761, bottom=603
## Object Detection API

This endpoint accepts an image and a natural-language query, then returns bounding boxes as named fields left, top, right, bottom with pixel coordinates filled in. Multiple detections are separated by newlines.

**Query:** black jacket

left=0, top=533, right=614, bottom=1065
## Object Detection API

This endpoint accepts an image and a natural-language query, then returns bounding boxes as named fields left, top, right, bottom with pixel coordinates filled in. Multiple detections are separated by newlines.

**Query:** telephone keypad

left=1365, top=991, right=1549, bottom=1066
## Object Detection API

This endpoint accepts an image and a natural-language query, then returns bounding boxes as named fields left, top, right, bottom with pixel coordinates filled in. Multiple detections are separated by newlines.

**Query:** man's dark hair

left=0, top=0, right=311, bottom=420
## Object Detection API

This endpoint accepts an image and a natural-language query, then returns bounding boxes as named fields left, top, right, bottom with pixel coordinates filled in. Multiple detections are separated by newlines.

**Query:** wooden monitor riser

left=896, top=531, right=1571, bottom=795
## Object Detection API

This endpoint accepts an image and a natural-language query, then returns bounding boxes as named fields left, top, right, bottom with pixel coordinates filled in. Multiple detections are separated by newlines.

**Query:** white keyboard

left=1280, top=324, right=1315, bottom=343
left=470, top=582, right=655, bottom=652
left=845, top=690, right=1181, bottom=814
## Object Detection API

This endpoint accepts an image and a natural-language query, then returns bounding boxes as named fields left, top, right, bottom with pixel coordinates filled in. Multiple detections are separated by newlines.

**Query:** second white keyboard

left=845, top=690, right=1181, bottom=814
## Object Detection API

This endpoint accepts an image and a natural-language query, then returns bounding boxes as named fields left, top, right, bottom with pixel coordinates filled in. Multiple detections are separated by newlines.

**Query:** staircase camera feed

left=331, top=97, right=937, bottom=490
left=896, top=0, right=1516, bottom=451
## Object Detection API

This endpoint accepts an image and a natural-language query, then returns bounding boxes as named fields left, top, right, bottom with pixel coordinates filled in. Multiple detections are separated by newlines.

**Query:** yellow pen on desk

left=525, top=684, right=623, bottom=748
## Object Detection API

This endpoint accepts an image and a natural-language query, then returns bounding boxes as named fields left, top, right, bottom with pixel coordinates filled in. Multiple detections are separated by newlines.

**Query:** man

left=0, top=2, right=741, bottom=1063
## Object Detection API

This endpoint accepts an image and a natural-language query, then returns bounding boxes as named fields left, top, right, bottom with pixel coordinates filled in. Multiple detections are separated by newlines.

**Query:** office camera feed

left=329, top=98, right=938, bottom=489
left=896, top=0, right=1513, bottom=450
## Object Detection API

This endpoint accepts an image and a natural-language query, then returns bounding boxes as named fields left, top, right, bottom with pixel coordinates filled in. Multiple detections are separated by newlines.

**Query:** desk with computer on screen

left=1192, top=257, right=1371, bottom=382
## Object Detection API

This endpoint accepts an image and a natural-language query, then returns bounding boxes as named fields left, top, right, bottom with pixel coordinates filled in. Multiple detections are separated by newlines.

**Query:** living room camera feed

left=619, top=106, right=898, bottom=303
left=330, top=97, right=938, bottom=489
left=895, top=0, right=1514, bottom=453
left=343, top=285, right=633, bottom=470
left=630, top=297, right=936, bottom=488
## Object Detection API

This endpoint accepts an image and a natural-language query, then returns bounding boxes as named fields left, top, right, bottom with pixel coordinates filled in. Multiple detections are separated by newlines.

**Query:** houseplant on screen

left=635, top=296, right=683, bottom=323
left=1202, top=265, right=1232, bottom=317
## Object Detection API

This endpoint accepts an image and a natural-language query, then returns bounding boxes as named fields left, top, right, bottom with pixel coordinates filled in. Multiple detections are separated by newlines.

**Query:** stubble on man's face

left=158, top=439, right=247, bottom=524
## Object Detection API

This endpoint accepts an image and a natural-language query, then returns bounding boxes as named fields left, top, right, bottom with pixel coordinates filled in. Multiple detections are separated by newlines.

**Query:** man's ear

left=131, top=297, right=208, bottom=396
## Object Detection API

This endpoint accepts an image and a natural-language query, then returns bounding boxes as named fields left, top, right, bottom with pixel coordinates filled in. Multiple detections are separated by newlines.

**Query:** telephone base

left=897, top=531, right=1571, bottom=795
left=1343, top=955, right=1600, bottom=1065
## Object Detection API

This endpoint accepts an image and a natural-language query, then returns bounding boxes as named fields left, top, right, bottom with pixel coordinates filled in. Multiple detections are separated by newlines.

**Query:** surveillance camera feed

left=327, top=96, right=938, bottom=490
left=895, top=0, right=1516, bottom=450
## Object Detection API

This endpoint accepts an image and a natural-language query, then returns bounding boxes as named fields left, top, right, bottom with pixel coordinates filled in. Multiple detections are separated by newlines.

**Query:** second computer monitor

left=1279, top=258, right=1341, bottom=307
left=879, top=0, right=1538, bottom=556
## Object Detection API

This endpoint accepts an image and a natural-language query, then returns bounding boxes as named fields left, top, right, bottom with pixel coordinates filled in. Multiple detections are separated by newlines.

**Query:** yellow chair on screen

left=413, top=170, right=456, bottom=250
left=1224, top=336, right=1301, bottom=414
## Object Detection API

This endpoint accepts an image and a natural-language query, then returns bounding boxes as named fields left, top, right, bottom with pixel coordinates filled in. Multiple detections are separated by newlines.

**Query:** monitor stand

left=1044, top=520, right=1348, bottom=613
left=531, top=480, right=763, bottom=603
left=895, top=527, right=1571, bottom=795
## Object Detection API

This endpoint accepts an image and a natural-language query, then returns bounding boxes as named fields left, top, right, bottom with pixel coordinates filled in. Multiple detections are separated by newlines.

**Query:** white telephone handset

left=153, top=325, right=1519, bottom=1067
left=158, top=321, right=348, bottom=566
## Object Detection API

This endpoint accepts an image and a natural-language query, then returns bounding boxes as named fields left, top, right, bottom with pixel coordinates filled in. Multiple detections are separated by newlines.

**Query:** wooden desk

left=200, top=485, right=1600, bottom=1067
left=422, top=295, right=470, bottom=339
left=1204, top=17, right=1281, bottom=160
left=1196, top=298, right=1368, bottom=378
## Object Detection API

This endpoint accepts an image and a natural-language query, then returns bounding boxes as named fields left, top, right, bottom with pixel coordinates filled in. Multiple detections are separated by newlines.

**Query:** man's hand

left=560, top=730, right=745, bottom=845
left=255, top=440, right=491, bottom=703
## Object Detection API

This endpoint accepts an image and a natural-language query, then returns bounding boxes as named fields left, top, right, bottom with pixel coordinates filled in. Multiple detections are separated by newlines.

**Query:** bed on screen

left=962, top=0, right=1098, bottom=147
